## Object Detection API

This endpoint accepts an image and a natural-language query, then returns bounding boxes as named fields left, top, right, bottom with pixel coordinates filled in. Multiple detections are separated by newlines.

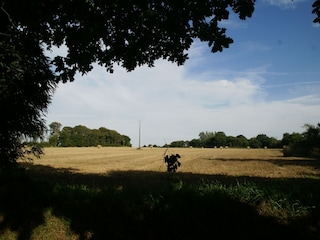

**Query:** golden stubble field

left=31, top=147, right=320, bottom=178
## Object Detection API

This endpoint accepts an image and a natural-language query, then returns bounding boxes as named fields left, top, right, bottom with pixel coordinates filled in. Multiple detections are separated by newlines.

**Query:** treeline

left=166, top=123, right=320, bottom=158
left=167, top=132, right=281, bottom=149
left=47, top=122, right=131, bottom=147
left=283, top=123, right=320, bottom=158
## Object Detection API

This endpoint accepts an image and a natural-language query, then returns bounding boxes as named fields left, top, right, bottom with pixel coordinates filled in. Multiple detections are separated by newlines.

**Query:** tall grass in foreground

left=0, top=167, right=319, bottom=240
left=194, top=179, right=317, bottom=221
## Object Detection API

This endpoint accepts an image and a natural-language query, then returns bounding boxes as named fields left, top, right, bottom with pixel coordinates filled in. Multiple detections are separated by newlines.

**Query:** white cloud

left=313, top=22, right=320, bottom=28
left=263, top=0, right=308, bottom=8
left=219, top=19, right=248, bottom=29
left=46, top=55, right=320, bottom=147
left=45, top=44, right=68, bottom=58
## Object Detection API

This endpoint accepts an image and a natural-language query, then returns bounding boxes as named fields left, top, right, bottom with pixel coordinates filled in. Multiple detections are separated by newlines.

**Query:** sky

left=45, top=0, right=320, bottom=147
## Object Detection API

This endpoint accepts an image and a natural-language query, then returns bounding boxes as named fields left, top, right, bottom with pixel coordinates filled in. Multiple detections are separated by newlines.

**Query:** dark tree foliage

left=173, top=132, right=282, bottom=149
left=282, top=132, right=304, bottom=146
left=0, top=33, right=56, bottom=167
left=1, top=0, right=257, bottom=83
left=299, top=123, right=320, bottom=157
left=283, top=123, right=320, bottom=158
left=169, top=140, right=188, bottom=148
left=313, top=0, right=320, bottom=24
left=189, top=138, right=202, bottom=148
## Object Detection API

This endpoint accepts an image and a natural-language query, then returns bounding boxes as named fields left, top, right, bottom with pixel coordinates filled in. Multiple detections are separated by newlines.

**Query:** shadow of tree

left=206, top=157, right=320, bottom=169
left=0, top=164, right=319, bottom=240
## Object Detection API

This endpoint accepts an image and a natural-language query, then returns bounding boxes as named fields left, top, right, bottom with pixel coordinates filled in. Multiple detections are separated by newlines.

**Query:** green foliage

left=197, top=131, right=228, bottom=148
left=313, top=0, right=320, bottom=24
left=286, top=123, right=320, bottom=158
left=282, top=132, right=304, bottom=146
left=48, top=122, right=62, bottom=146
left=227, top=135, right=249, bottom=148
left=176, top=131, right=284, bottom=149
left=249, top=137, right=262, bottom=148
left=195, top=179, right=318, bottom=220
left=169, top=140, right=188, bottom=148
left=2, top=0, right=257, bottom=82
left=48, top=135, right=59, bottom=147
left=199, top=131, right=215, bottom=143
left=0, top=33, right=56, bottom=167
left=256, top=134, right=281, bottom=148
left=57, top=125, right=131, bottom=147
left=213, top=131, right=227, bottom=147
left=189, top=138, right=202, bottom=148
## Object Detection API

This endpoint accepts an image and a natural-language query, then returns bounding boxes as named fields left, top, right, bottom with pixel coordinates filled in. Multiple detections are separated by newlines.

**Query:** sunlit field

left=33, top=147, right=319, bottom=178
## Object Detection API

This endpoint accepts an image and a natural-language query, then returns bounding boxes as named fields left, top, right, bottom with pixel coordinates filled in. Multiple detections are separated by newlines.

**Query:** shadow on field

left=207, top=157, right=320, bottom=169
left=0, top=164, right=320, bottom=240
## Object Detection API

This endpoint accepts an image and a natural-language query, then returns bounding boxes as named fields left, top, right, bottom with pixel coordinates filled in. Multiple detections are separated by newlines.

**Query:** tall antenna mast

left=138, top=120, right=141, bottom=149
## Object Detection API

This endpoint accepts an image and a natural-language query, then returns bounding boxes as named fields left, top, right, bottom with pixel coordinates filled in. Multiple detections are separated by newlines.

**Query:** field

left=34, top=147, right=318, bottom=178
left=1, top=147, right=320, bottom=240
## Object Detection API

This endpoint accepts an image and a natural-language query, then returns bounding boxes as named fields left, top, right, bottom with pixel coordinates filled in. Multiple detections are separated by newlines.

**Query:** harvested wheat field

left=32, top=147, right=320, bottom=178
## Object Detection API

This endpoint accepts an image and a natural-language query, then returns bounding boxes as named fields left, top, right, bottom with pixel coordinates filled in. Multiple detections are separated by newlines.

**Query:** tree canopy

left=1, top=0, right=257, bottom=82
left=1, top=0, right=319, bottom=167
left=0, top=31, right=56, bottom=167
left=184, top=131, right=281, bottom=149
left=56, top=125, right=131, bottom=147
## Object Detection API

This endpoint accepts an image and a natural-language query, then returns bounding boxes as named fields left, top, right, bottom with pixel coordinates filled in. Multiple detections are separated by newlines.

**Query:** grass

left=1, top=147, right=320, bottom=239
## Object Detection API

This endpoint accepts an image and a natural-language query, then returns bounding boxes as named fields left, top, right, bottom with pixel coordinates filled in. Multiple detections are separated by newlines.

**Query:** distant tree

left=170, top=141, right=188, bottom=148
left=256, top=134, right=281, bottom=148
left=226, top=135, right=249, bottom=148
left=249, top=137, right=262, bottom=148
left=214, top=131, right=227, bottom=147
left=300, top=123, right=320, bottom=157
left=246, top=134, right=280, bottom=149
left=226, top=136, right=236, bottom=147
left=59, top=127, right=72, bottom=147
left=122, top=135, right=131, bottom=147
left=269, top=137, right=281, bottom=148
left=49, top=122, right=62, bottom=136
left=303, top=123, right=320, bottom=145
left=58, top=125, right=131, bottom=147
left=189, top=139, right=202, bottom=148
left=282, top=132, right=304, bottom=146
left=256, top=134, right=269, bottom=148
left=236, top=135, right=249, bottom=148
left=48, top=122, right=62, bottom=146
left=48, top=134, right=59, bottom=147
left=70, top=125, right=90, bottom=147
left=283, top=123, right=320, bottom=157
left=199, top=131, right=215, bottom=146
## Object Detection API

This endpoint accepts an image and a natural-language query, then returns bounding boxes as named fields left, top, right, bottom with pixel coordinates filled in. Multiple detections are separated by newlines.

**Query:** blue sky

left=45, top=0, right=320, bottom=147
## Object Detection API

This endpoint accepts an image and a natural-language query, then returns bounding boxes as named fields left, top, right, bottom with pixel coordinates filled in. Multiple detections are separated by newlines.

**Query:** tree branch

left=1, top=2, right=17, bottom=29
